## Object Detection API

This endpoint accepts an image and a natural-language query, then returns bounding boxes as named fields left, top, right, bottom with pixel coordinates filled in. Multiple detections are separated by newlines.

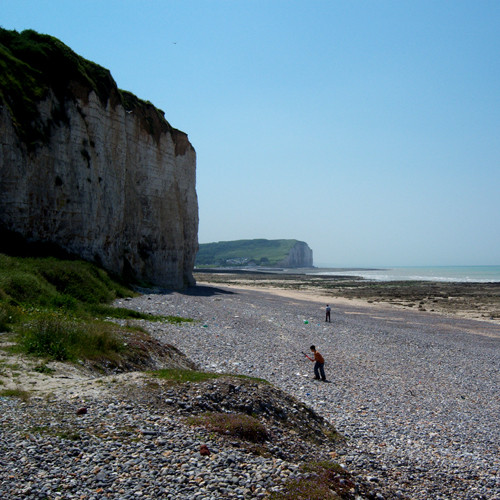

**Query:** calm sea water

left=310, top=266, right=500, bottom=283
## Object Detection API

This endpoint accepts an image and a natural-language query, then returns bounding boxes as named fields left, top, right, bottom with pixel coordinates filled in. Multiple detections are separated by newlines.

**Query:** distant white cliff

left=278, top=241, right=313, bottom=267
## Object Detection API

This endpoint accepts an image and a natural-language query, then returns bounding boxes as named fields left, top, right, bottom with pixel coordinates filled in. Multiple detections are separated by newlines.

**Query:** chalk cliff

left=0, top=29, right=198, bottom=288
left=276, top=241, right=313, bottom=268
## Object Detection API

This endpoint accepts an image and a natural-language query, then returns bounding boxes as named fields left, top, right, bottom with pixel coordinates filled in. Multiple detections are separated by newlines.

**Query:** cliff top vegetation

left=195, top=238, right=303, bottom=267
left=0, top=27, right=173, bottom=149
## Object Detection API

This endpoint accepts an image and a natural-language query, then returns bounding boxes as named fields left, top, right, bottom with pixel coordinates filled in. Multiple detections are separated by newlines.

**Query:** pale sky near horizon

left=2, top=0, right=499, bottom=267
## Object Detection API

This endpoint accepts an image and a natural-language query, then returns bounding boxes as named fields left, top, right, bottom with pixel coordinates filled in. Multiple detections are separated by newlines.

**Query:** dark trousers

left=314, top=362, right=326, bottom=381
left=326, top=311, right=331, bottom=322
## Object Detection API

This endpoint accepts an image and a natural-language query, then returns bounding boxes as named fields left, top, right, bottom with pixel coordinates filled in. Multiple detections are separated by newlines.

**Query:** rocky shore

left=0, top=355, right=389, bottom=499
left=1, top=277, right=499, bottom=499
left=117, top=282, right=499, bottom=499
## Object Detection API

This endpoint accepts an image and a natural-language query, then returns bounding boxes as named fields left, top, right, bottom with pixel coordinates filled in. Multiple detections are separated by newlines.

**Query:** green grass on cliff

left=0, top=254, right=191, bottom=362
left=0, top=27, right=170, bottom=150
left=0, top=27, right=116, bottom=148
left=196, top=239, right=299, bottom=267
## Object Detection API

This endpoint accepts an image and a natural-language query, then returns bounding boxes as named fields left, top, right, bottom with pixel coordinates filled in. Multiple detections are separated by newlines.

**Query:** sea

left=309, top=265, right=500, bottom=283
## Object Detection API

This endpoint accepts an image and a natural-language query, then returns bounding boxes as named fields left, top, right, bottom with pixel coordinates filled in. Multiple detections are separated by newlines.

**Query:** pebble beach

left=1, top=281, right=499, bottom=499
left=123, top=283, right=500, bottom=499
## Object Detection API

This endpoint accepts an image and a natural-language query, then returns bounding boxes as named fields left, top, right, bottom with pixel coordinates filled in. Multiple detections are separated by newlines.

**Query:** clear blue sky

left=2, top=0, right=499, bottom=267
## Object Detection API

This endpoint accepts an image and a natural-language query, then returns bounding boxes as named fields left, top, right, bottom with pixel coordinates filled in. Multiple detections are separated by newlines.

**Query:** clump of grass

left=33, top=363, right=55, bottom=375
left=187, top=412, right=268, bottom=443
left=270, top=478, right=338, bottom=500
left=151, top=368, right=270, bottom=386
left=0, top=388, right=30, bottom=401
left=270, top=461, right=354, bottom=500
left=323, top=428, right=344, bottom=443
left=231, top=374, right=270, bottom=384
left=0, top=254, right=134, bottom=313
left=151, top=368, right=223, bottom=383
left=35, top=258, right=131, bottom=305
left=57, top=431, right=81, bottom=441
left=89, top=304, right=192, bottom=323
left=15, top=312, right=124, bottom=361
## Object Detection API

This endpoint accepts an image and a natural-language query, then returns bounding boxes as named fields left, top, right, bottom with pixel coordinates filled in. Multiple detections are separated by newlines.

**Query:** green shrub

left=34, top=258, right=129, bottom=304
left=0, top=270, right=53, bottom=305
left=0, top=255, right=135, bottom=310
left=33, top=363, right=55, bottom=375
left=48, top=293, right=78, bottom=310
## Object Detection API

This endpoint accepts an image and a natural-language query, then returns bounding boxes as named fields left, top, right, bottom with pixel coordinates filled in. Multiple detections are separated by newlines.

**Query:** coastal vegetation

left=0, top=253, right=191, bottom=363
left=151, top=367, right=268, bottom=385
left=0, top=27, right=169, bottom=149
left=270, top=461, right=355, bottom=500
left=187, top=412, right=269, bottom=443
left=196, top=238, right=301, bottom=267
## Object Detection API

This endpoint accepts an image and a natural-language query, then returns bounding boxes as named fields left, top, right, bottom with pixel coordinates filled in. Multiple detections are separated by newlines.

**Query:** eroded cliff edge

left=0, top=29, right=198, bottom=288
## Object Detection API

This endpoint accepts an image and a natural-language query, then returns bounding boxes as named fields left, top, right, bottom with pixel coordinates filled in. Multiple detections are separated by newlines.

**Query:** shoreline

left=194, top=270, right=500, bottom=325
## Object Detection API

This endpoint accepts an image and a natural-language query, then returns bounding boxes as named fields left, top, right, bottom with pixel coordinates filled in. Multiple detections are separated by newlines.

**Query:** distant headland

left=195, top=239, right=313, bottom=268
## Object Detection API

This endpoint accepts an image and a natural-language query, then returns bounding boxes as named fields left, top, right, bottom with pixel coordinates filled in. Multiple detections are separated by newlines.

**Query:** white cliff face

left=278, top=241, right=313, bottom=268
left=0, top=91, right=198, bottom=288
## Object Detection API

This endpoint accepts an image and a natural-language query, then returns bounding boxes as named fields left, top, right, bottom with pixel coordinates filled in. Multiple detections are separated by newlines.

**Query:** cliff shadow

left=181, top=285, right=235, bottom=297
left=136, top=284, right=236, bottom=297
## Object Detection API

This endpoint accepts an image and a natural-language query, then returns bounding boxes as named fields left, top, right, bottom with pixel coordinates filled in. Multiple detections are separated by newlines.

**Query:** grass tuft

left=89, top=304, right=192, bottom=323
left=187, top=412, right=268, bottom=443
left=151, top=368, right=223, bottom=383
left=33, top=363, right=55, bottom=375
left=0, top=302, right=20, bottom=332
left=270, top=461, right=355, bottom=500
left=0, top=388, right=30, bottom=401
left=151, top=368, right=269, bottom=385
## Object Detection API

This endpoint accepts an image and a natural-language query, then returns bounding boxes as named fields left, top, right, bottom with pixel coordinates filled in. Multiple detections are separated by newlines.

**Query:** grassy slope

left=0, top=254, right=190, bottom=363
left=196, top=239, right=299, bottom=267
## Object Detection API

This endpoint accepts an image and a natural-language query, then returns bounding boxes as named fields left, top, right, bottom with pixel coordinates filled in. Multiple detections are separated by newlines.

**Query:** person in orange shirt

left=305, top=345, right=327, bottom=381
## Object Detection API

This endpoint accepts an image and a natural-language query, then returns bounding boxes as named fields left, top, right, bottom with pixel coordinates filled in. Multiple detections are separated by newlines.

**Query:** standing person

left=325, top=304, right=331, bottom=322
left=304, top=345, right=327, bottom=381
